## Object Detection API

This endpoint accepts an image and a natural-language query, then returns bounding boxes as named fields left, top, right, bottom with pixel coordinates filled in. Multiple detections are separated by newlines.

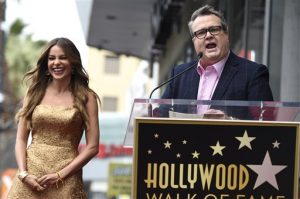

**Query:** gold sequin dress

left=8, top=105, right=87, bottom=199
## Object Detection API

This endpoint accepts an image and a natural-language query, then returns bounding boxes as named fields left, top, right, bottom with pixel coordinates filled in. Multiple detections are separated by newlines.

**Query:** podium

left=125, top=99, right=300, bottom=198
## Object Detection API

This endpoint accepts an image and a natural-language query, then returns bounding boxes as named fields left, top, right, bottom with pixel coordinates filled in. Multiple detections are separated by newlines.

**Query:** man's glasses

left=193, top=25, right=223, bottom=39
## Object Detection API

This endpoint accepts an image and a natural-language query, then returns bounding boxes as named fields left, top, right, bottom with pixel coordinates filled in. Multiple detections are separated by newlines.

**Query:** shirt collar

left=197, top=51, right=230, bottom=77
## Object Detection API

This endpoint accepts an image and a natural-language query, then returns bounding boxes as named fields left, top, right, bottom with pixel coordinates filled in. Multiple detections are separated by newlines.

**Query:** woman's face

left=47, top=45, right=72, bottom=81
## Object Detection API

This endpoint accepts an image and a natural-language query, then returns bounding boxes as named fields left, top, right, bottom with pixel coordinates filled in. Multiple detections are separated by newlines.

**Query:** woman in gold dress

left=7, top=37, right=100, bottom=198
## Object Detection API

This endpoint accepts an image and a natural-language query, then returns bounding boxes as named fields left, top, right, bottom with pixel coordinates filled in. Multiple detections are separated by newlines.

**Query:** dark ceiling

left=87, top=0, right=156, bottom=60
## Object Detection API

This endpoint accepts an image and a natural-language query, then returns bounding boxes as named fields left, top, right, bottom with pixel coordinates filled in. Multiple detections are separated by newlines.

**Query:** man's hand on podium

left=203, top=109, right=237, bottom=120
left=203, top=109, right=226, bottom=119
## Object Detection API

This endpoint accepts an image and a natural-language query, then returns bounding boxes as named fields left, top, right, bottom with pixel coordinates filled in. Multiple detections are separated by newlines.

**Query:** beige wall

left=86, top=48, right=143, bottom=112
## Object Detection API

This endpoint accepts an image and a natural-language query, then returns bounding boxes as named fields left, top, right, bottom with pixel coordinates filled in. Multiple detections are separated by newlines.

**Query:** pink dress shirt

left=197, top=53, right=229, bottom=114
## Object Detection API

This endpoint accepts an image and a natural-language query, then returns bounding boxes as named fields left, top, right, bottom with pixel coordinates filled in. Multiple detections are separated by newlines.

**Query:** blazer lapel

left=212, top=52, right=238, bottom=100
left=189, top=67, right=200, bottom=99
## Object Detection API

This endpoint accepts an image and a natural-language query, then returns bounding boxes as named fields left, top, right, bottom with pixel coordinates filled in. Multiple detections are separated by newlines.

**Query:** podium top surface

left=123, top=99, right=300, bottom=146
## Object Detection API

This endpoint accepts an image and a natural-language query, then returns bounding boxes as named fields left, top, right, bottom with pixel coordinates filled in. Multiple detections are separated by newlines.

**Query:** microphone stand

left=148, top=53, right=203, bottom=117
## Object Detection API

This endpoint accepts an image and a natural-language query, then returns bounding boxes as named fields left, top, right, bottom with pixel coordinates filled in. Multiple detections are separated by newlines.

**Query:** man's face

left=191, top=14, right=229, bottom=66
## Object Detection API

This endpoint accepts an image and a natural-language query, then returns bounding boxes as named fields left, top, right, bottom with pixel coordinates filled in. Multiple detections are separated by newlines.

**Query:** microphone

left=149, top=52, right=203, bottom=99
left=148, top=52, right=203, bottom=116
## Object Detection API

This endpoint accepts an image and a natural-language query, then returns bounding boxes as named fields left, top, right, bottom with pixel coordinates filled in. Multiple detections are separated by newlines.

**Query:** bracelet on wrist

left=17, top=171, right=29, bottom=182
left=56, top=171, right=64, bottom=189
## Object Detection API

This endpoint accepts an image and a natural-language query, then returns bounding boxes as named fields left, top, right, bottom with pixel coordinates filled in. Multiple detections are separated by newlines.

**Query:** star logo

left=272, top=140, right=280, bottom=148
left=235, top=130, right=256, bottom=150
left=210, top=141, right=225, bottom=156
left=192, top=150, right=200, bottom=159
left=247, top=151, right=287, bottom=190
left=164, top=140, right=172, bottom=149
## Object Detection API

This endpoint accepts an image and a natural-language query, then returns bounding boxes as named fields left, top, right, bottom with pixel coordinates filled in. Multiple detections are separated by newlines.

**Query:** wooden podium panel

left=132, top=118, right=300, bottom=199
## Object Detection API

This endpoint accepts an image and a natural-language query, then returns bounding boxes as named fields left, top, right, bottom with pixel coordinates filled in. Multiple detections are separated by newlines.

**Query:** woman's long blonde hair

left=16, top=37, right=100, bottom=129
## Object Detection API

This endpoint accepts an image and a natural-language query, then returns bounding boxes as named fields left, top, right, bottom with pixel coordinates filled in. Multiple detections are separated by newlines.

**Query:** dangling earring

left=45, top=70, right=50, bottom=76
left=71, top=67, right=75, bottom=75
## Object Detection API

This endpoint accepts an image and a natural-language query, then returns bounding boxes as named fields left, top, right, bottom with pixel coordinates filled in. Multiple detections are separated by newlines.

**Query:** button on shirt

left=197, top=53, right=229, bottom=114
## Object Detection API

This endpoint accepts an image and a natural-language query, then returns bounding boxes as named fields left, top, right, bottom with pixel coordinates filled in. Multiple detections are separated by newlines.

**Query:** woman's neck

left=48, top=80, right=71, bottom=94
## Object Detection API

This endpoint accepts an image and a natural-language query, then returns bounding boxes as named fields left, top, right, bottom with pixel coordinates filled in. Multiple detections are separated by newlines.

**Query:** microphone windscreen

left=197, top=52, right=203, bottom=59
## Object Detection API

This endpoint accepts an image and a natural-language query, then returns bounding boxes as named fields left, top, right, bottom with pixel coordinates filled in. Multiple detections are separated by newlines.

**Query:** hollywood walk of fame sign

left=132, top=118, right=300, bottom=199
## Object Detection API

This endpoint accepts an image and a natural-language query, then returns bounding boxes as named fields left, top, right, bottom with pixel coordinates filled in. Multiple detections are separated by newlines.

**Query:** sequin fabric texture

left=8, top=105, right=87, bottom=199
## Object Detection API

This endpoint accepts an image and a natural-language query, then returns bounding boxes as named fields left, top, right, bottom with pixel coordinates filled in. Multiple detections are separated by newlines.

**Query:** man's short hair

left=188, top=5, right=228, bottom=37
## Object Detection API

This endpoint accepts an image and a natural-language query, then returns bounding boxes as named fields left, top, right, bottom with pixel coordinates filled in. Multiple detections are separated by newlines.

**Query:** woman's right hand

left=23, top=174, right=46, bottom=192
